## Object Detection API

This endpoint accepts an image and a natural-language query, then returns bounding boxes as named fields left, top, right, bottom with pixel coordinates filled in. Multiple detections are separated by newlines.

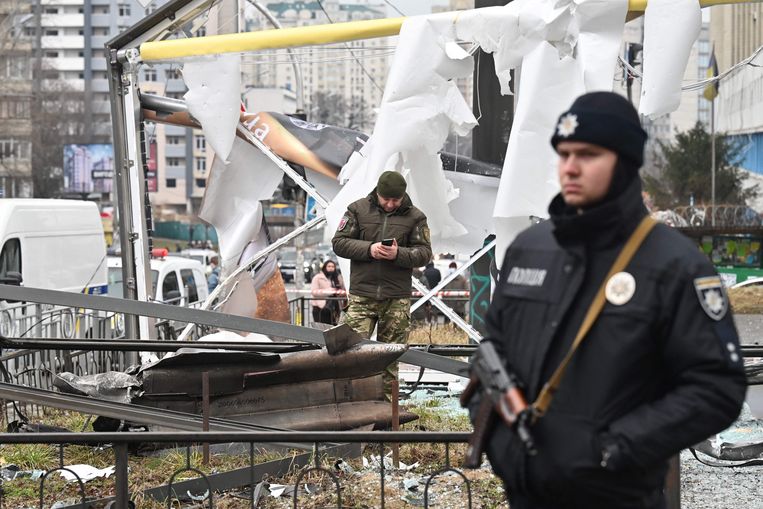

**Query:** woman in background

left=310, top=259, right=346, bottom=325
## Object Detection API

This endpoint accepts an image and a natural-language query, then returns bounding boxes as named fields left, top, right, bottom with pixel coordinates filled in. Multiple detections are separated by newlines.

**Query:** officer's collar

left=549, top=178, right=648, bottom=249
left=367, top=188, right=412, bottom=214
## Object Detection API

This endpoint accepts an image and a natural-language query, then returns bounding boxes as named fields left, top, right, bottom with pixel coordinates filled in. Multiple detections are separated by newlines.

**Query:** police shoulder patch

left=694, top=276, right=728, bottom=321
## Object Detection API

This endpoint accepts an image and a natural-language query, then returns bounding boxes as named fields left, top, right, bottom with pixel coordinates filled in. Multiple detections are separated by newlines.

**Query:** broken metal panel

left=0, top=337, right=318, bottom=354
left=229, top=401, right=419, bottom=431
left=0, top=382, right=288, bottom=434
left=138, top=375, right=383, bottom=415
left=137, top=343, right=404, bottom=397
left=53, top=372, right=141, bottom=404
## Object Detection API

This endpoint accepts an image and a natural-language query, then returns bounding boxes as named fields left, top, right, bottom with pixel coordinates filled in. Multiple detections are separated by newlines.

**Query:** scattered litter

left=0, top=465, right=45, bottom=481
left=268, top=483, right=294, bottom=498
left=186, top=489, right=209, bottom=502
left=363, top=453, right=419, bottom=472
left=302, top=483, right=321, bottom=495
left=57, top=464, right=115, bottom=482
left=51, top=500, right=81, bottom=509
left=334, top=458, right=355, bottom=475
left=401, top=492, right=427, bottom=506
left=403, top=477, right=420, bottom=491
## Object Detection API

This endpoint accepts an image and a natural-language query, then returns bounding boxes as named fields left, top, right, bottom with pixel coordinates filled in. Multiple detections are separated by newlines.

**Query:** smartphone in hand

left=381, top=238, right=394, bottom=246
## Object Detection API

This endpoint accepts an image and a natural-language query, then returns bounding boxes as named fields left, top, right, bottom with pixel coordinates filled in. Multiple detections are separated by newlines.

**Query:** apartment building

left=0, top=0, right=33, bottom=197
left=245, top=0, right=390, bottom=133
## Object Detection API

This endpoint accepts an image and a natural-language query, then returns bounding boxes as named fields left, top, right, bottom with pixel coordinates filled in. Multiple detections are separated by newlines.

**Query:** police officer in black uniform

left=480, top=92, right=747, bottom=509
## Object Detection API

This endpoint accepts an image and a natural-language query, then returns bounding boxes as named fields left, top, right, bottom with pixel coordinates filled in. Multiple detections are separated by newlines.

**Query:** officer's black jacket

left=482, top=180, right=747, bottom=509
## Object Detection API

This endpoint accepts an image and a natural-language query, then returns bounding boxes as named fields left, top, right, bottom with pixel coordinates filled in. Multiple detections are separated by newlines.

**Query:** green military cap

left=377, top=171, right=407, bottom=199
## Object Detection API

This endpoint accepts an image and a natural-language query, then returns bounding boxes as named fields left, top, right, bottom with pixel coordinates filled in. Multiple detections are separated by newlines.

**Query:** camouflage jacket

left=332, top=189, right=432, bottom=299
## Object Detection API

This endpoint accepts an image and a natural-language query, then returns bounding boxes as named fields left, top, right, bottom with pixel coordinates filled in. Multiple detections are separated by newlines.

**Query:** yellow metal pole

left=138, top=0, right=753, bottom=62
left=140, top=16, right=405, bottom=61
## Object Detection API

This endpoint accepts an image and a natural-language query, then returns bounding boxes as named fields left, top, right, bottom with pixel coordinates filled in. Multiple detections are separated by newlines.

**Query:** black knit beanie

left=550, top=92, right=648, bottom=168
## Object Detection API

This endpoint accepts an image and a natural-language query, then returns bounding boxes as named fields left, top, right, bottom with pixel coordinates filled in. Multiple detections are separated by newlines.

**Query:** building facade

left=245, top=0, right=391, bottom=133
left=711, top=3, right=763, bottom=175
left=0, top=0, right=34, bottom=197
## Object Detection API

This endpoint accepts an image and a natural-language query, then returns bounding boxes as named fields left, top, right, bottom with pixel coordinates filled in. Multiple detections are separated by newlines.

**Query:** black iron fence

left=0, top=430, right=475, bottom=509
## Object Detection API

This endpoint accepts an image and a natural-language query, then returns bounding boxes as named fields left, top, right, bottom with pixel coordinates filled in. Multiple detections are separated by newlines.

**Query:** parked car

left=731, top=277, right=763, bottom=289
left=107, top=249, right=209, bottom=306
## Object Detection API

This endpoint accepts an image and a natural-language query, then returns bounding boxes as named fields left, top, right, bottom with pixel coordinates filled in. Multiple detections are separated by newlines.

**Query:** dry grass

left=728, top=286, right=763, bottom=314
left=408, top=323, right=471, bottom=345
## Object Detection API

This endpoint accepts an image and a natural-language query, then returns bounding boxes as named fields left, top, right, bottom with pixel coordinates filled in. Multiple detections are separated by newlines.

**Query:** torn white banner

left=183, top=54, right=241, bottom=162
left=493, top=43, right=586, bottom=260
left=199, top=137, right=283, bottom=272
left=491, top=0, right=627, bottom=263
left=639, top=0, right=701, bottom=118
left=455, top=0, right=575, bottom=95
left=327, top=13, right=478, bottom=283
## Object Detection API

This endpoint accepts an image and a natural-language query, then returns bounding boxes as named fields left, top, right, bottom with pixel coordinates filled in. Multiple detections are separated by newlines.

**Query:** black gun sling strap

left=532, top=216, right=658, bottom=419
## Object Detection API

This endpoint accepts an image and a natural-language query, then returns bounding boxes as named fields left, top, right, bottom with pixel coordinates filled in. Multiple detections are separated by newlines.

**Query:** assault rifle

left=460, top=342, right=536, bottom=468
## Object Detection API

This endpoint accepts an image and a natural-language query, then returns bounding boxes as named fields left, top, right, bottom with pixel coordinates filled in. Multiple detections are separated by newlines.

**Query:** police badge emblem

left=337, top=215, right=349, bottom=231
left=694, top=276, right=728, bottom=321
left=605, top=272, right=636, bottom=305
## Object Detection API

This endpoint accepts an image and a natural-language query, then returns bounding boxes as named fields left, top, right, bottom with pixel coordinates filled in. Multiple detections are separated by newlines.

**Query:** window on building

left=44, top=51, right=59, bottom=58
left=0, top=139, right=31, bottom=160
left=165, top=68, right=181, bottom=80
left=195, top=178, right=206, bottom=188
left=144, top=69, right=157, bottom=81
left=166, top=136, right=182, bottom=145
left=166, top=178, right=177, bottom=188
left=167, top=158, right=183, bottom=167
left=196, top=27, right=206, bottom=37
left=0, top=99, right=31, bottom=119
left=194, top=136, right=206, bottom=151
left=43, top=70, right=59, bottom=80
left=195, top=158, right=206, bottom=172
left=92, top=49, right=105, bottom=59
left=44, top=29, right=59, bottom=36
left=44, top=7, right=58, bottom=14
left=118, top=4, right=131, bottom=16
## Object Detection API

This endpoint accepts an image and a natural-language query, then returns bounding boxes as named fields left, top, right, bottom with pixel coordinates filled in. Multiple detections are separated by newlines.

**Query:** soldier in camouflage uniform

left=332, top=171, right=433, bottom=398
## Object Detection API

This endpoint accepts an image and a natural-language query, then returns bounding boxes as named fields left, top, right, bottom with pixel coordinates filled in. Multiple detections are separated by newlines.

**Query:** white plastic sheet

left=183, top=54, right=241, bottom=163
left=639, top=0, right=701, bottom=118
left=199, top=138, right=283, bottom=272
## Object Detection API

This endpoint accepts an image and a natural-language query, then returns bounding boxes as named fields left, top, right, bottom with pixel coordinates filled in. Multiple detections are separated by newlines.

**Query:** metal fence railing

left=0, top=430, right=476, bottom=509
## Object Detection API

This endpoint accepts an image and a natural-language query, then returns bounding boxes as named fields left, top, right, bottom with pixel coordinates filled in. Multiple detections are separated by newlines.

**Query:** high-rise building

left=244, top=0, right=391, bottom=133
left=711, top=3, right=763, bottom=175
left=0, top=0, right=34, bottom=197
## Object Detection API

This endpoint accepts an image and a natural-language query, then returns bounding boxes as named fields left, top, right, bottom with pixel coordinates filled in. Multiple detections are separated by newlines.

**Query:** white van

left=107, top=251, right=209, bottom=306
left=0, top=199, right=107, bottom=294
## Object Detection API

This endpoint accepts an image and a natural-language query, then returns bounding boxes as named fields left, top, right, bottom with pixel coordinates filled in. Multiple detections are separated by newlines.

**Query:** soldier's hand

left=371, top=241, right=397, bottom=260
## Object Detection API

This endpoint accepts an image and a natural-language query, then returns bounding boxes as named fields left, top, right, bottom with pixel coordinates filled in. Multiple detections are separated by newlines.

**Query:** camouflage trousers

left=340, top=294, right=410, bottom=400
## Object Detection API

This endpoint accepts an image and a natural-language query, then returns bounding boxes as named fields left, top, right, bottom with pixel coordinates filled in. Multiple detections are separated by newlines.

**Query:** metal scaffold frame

left=106, top=0, right=754, bottom=345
